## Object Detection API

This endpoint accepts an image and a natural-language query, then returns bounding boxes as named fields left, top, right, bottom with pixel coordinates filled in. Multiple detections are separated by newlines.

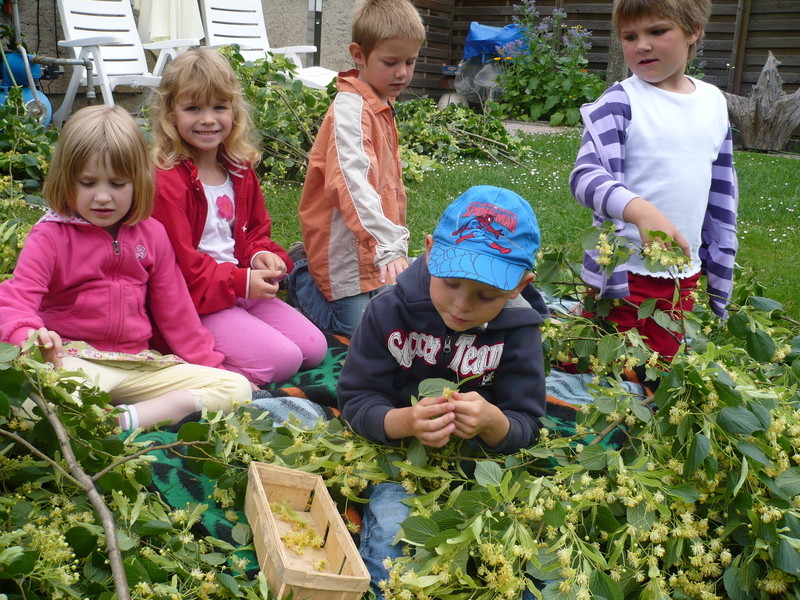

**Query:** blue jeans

left=360, top=482, right=411, bottom=600
left=286, top=258, right=381, bottom=337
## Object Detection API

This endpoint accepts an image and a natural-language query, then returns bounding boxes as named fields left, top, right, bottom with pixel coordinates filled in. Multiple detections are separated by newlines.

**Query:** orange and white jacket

left=299, top=70, right=409, bottom=302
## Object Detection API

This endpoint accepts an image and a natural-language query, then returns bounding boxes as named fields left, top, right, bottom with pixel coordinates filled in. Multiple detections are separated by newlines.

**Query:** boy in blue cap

left=338, top=185, right=547, bottom=599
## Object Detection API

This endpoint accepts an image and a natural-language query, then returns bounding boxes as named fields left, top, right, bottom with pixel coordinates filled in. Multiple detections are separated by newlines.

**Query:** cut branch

left=28, top=392, right=130, bottom=599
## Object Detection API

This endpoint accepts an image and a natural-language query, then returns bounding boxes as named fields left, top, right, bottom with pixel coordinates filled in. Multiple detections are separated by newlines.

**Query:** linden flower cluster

left=758, top=570, right=792, bottom=595
left=477, top=541, right=526, bottom=598
left=381, top=562, right=434, bottom=600
left=20, top=520, right=80, bottom=590
left=594, top=233, right=616, bottom=267
left=270, top=501, right=324, bottom=554
left=641, top=240, right=691, bottom=270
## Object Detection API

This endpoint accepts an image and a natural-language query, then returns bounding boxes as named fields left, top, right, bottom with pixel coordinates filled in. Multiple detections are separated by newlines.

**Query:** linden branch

left=27, top=391, right=131, bottom=600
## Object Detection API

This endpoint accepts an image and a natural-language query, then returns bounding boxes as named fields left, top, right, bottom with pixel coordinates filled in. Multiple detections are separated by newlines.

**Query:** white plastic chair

left=53, top=0, right=200, bottom=126
left=200, top=0, right=337, bottom=90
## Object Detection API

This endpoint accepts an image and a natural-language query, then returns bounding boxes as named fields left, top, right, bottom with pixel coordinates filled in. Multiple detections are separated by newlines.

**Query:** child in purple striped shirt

left=569, top=0, right=738, bottom=361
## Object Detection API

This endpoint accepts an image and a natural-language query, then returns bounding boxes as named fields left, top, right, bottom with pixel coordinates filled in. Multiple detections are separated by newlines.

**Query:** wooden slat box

left=244, top=462, right=370, bottom=600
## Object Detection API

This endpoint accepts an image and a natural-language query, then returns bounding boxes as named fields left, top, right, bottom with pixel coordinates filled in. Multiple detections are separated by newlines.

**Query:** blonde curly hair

left=150, top=47, right=260, bottom=169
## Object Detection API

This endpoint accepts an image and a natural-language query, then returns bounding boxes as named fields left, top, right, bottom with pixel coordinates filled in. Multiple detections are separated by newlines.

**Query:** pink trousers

left=201, top=297, right=327, bottom=385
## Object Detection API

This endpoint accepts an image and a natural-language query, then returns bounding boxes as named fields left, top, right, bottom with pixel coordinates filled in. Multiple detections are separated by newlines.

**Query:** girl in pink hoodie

left=0, top=105, right=251, bottom=430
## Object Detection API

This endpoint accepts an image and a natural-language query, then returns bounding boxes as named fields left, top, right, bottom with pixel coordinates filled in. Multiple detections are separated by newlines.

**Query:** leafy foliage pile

left=225, top=48, right=538, bottom=184
left=2, top=45, right=800, bottom=600
left=0, top=87, right=52, bottom=279
left=1, top=229, right=799, bottom=599
left=492, top=0, right=606, bottom=126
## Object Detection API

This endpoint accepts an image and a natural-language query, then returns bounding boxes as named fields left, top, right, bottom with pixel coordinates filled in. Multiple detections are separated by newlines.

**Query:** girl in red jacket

left=0, top=105, right=251, bottom=430
left=150, top=48, right=327, bottom=387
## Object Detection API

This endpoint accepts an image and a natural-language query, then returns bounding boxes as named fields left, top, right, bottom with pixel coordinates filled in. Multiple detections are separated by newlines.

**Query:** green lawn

left=265, top=129, right=800, bottom=317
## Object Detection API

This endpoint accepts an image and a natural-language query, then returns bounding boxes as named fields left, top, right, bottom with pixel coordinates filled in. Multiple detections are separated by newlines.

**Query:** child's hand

left=623, top=197, right=690, bottom=257
left=450, top=391, right=509, bottom=447
left=252, top=251, right=287, bottom=278
left=30, top=327, right=63, bottom=368
left=379, top=257, right=409, bottom=285
left=384, top=396, right=455, bottom=448
left=248, top=269, right=281, bottom=300
left=411, top=396, right=456, bottom=447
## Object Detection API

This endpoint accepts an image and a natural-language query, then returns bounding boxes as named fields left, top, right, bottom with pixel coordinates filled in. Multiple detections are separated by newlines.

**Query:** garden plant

left=491, top=0, right=606, bottom=126
left=0, top=49, right=798, bottom=600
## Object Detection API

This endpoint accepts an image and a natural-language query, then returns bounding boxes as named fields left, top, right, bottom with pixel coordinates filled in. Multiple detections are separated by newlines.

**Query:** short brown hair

left=151, top=47, right=260, bottom=169
left=612, top=0, right=711, bottom=59
left=43, top=105, right=153, bottom=224
left=352, top=0, right=426, bottom=58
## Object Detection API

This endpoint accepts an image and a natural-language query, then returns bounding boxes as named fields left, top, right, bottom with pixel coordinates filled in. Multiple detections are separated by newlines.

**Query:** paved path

left=503, top=120, right=575, bottom=136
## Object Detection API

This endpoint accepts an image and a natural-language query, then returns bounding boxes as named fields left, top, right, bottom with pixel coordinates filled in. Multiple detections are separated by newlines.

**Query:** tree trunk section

left=606, top=34, right=628, bottom=88
left=723, top=51, right=800, bottom=152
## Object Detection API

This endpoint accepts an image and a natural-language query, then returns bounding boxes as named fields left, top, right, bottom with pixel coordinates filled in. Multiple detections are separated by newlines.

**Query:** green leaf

left=430, top=508, right=464, bottom=531
left=684, top=433, right=710, bottom=476
left=631, top=402, right=652, bottom=423
left=231, top=522, right=252, bottom=546
left=775, top=538, right=800, bottom=576
left=577, top=445, right=609, bottom=470
left=749, top=296, right=783, bottom=312
left=594, top=506, right=623, bottom=533
left=400, top=516, right=439, bottom=545
left=217, top=572, right=241, bottom=594
left=731, top=458, right=749, bottom=497
left=201, top=552, right=228, bottom=566
left=745, top=329, right=776, bottom=362
left=137, top=520, right=174, bottom=537
left=597, top=335, right=623, bottom=364
left=665, top=484, right=699, bottom=503
left=736, top=440, right=773, bottom=467
left=0, top=546, right=38, bottom=578
left=726, top=312, right=750, bottom=338
left=450, top=489, right=491, bottom=515
left=65, top=525, right=99, bottom=558
left=638, top=298, right=657, bottom=319
left=590, top=569, right=624, bottom=600
left=0, top=343, right=20, bottom=363
left=177, top=421, right=210, bottom=442
left=474, top=460, right=504, bottom=488
left=407, top=439, right=428, bottom=468
left=776, top=467, right=800, bottom=496
left=543, top=501, right=567, bottom=528
left=418, top=378, right=456, bottom=398
left=712, top=379, right=742, bottom=406
left=723, top=567, right=754, bottom=600
left=717, top=406, right=763, bottom=435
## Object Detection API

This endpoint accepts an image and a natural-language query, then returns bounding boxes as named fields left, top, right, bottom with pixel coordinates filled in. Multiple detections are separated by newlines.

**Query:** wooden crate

left=244, top=462, right=370, bottom=600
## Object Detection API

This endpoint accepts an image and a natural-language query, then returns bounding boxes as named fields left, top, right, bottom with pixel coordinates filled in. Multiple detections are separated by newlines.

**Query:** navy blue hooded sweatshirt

left=337, top=257, right=547, bottom=454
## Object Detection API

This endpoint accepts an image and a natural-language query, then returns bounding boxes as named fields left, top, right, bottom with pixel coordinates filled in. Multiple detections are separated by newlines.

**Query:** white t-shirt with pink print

left=197, top=175, right=236, bottom=264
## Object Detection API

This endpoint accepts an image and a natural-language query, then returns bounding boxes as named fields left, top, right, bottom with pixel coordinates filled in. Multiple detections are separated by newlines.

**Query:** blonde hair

left=352, top=0, right=426, bottom=58
left=612, top=0, right=711, bottom=60
left=151, top=47, right=260, bottom=169
left=43, top=105, right=153, bottom=225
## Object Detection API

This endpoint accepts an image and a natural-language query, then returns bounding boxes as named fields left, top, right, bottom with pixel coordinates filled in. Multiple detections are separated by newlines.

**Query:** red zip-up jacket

left=153, top=153, right=292, bottom=315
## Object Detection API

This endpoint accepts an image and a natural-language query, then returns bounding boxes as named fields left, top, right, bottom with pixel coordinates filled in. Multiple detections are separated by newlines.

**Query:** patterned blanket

left=140, top=332, right=644, bottom=575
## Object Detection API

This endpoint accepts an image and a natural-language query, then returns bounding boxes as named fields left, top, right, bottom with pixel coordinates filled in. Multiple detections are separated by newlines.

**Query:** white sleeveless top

left=620, top=75, right=728, bottom=278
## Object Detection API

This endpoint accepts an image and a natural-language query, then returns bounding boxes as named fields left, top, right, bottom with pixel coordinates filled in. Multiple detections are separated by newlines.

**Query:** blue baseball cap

left=428, top=186, right=540, bottom=291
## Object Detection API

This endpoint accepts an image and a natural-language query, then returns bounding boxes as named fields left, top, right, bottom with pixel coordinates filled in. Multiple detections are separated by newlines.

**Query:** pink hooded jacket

left=0, top=211, right=224, bottom=368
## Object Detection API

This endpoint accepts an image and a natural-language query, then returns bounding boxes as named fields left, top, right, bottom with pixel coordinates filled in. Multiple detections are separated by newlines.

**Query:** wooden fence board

left=408, top=0, right=800, bottom=100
